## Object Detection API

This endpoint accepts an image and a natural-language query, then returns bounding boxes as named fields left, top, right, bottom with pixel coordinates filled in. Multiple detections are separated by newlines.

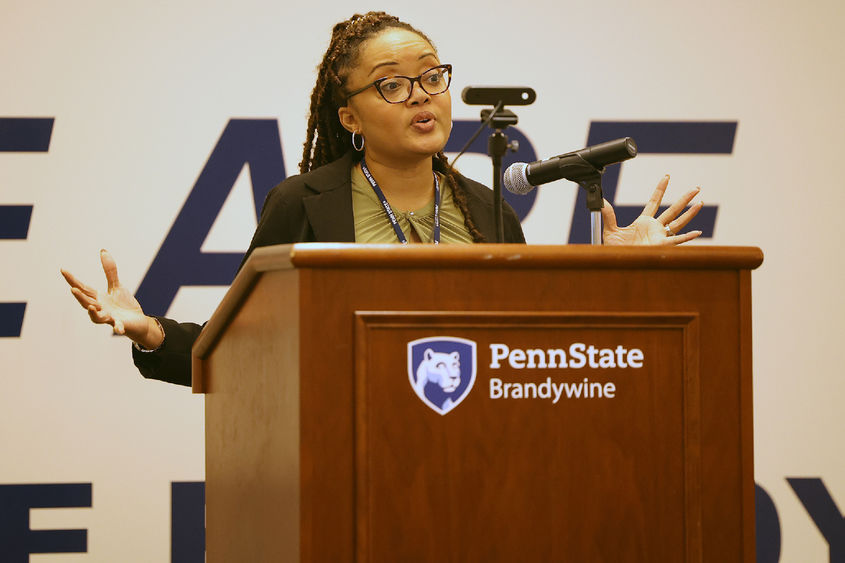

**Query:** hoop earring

left=351, top=131, right=365, bottom=152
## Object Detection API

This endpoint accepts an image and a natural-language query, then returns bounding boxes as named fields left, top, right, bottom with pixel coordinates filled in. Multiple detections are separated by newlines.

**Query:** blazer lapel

left=300, top=154, right=504, bottom=243
left=302, top=153, right=357, bottom=242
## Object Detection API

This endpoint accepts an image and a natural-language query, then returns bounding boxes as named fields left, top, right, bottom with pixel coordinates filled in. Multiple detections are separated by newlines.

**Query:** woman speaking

left=61, top=11, right=703, bottom=386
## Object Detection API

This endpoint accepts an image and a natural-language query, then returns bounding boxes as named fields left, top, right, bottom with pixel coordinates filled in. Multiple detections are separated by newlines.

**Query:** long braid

left=433, top=152, right=486, bottom=242
left=300, top=25, right=346, bottom=172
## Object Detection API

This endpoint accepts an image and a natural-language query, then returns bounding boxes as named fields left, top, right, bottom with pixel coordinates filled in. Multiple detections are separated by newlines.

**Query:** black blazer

left=134, top=152, right=526, bottom=386
left=243, top=151, right=525, bottom=253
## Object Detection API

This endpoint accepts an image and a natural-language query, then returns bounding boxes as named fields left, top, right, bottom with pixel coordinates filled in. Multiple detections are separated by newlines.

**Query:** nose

left=406, top=78, right=431, bottom=106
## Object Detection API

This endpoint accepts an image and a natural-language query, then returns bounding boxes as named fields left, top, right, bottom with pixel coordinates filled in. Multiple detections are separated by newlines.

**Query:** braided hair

left=299, top=11, right=486, bottom=242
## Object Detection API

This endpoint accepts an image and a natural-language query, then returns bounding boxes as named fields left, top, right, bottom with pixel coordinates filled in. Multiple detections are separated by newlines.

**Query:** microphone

left=504, top=137, right=638, bottom=194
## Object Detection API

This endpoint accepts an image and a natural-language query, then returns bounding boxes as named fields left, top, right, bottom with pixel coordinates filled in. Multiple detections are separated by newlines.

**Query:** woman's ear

left=337, top=105, right=360, bottom=134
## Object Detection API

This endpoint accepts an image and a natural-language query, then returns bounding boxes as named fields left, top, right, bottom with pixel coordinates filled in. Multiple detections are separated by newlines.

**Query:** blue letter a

left=136, top=119, right=286, bottom=316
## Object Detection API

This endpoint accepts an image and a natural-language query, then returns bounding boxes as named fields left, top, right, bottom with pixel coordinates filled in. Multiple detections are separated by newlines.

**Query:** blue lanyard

left=360, top=157, right=440, bottom=245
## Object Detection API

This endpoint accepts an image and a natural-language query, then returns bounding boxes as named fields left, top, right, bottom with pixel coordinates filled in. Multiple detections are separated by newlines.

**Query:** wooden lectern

left=192, top=244, right=763, bottom=563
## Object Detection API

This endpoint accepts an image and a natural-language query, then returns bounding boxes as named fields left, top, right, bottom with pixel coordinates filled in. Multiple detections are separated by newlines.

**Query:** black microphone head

left=581, top=137, right=638, bottom=168
left=621, top=137, right=637, bottom=158
left=503, top=162, right=535, bottom=195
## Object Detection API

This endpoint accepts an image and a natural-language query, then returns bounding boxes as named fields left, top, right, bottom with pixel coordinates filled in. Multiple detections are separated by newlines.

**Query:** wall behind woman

left=1, top=0, right=842, bottom=560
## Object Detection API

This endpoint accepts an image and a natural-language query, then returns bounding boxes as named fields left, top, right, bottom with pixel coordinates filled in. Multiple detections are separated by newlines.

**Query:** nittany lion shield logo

left=408, top=336, right=477, bottom=415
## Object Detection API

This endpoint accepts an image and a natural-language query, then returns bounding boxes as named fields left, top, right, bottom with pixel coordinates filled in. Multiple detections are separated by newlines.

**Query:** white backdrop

left=2, top=0, right=843, bottom=560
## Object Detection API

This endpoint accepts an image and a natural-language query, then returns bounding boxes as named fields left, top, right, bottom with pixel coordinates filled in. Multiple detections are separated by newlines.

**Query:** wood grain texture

left=204, top=270, right=300, bottom=562
left=287, top=243, right=763, bottom=270
left=195, top=244, right=761, bottom=562
left=354, top=312, right=702, bottom=562
left=739, top=269, right=756, bottom=561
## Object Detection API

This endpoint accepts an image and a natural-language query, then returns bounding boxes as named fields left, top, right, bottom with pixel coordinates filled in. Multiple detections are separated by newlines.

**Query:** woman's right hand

left=61, top=250, right=164, bottom=349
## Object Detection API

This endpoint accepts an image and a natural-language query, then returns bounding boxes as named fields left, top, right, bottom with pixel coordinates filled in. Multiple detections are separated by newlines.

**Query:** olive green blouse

left=350, top=166, right=474, bottom=244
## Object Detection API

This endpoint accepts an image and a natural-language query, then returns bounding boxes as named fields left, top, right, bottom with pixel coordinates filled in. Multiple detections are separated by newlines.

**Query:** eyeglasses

left=345, top=64, right=452, bottom=104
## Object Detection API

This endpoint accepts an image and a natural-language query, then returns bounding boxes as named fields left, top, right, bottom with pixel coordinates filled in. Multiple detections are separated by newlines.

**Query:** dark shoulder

left=261, top=152, right=355, bottom=210
left=240, top=152, right=356, bottom=253
left=455, top=173, right=498, bottom=205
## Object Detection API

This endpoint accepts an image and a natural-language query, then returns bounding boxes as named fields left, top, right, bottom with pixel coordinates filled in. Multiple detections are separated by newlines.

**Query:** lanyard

left=360, top=158, right=440, bottom=245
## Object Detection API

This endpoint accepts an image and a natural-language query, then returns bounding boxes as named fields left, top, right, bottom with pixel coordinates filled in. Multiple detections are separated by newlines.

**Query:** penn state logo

left=407, top=336, right=477, bottom=415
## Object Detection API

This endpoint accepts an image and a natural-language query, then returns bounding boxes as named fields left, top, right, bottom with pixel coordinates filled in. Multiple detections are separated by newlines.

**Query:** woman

left=61, top=12, right=702, bottom=386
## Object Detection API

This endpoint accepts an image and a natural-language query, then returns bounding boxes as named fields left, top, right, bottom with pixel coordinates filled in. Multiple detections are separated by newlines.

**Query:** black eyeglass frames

left=345, top=64, right=452, bottom=104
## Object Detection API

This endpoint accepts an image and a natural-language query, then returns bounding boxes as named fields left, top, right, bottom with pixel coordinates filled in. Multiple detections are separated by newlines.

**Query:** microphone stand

left=585, top=181, right=604, bottom=246
left=558, top=158, right=605, bottom=245
left=480, top=107, right=519, bottom=243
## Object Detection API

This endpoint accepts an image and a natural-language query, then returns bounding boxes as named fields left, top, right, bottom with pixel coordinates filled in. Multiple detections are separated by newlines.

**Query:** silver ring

left=664, top=225, right=675, bottom=236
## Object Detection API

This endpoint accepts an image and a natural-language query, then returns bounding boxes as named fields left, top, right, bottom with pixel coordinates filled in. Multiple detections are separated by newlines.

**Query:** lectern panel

left=196, top=245, right=761, bottom=562
left=354, top=312, right=701, bottom=563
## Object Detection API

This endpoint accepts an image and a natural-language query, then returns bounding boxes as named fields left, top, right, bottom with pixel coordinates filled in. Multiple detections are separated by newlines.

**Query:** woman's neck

left=362, top=152, right=435, bottom=212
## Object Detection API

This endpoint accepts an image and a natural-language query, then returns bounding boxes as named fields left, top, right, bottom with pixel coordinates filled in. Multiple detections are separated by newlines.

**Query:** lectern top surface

left=193, top=242, right=762, bottom=394
left=248, top=243, right=763, bottom=272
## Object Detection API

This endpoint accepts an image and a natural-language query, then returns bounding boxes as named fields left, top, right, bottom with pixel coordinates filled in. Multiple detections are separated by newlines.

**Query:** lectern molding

left=354, top=310, right=703, bottom=563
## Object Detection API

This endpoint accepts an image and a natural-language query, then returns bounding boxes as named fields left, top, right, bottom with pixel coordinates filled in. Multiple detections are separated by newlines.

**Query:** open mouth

left=412, top=112, right=436, bottom=125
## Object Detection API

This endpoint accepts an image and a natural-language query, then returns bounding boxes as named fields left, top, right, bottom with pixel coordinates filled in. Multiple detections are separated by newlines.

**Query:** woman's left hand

left=601, top=175, right=703, bottom=246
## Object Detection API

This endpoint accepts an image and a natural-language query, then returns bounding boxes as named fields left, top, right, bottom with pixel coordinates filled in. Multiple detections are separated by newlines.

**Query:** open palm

left=61, top=250, right=149, bottom=338
left=602, top=175, right=703, bottom=246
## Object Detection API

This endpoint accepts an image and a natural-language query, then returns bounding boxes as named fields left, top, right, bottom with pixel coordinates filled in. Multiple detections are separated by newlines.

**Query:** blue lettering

left=756, top=483, right=782, bottom=563
left=0, top=483, right=91, bottom=561
left=0, top=205, right=33, bottom=240
left=788, top=477, right=844, bottom=562
left=136, top=119, right=539, bottom=315
left=0, top=117, right=53, bottom=151
left=0, top=117, right=53, bottom=337
left=135, top=119, right=286, bottom=316
left=1, top=478, right=836, bottom=561
left=171, top=481, right=205, bottom=563
left=0, top=303, right=27, bottom=337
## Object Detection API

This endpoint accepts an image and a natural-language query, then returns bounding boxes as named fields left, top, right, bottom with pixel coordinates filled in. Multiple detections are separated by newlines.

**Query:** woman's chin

left=370, top=134, right=449, bottom=163
left=407, top=134, right=449, bottom=157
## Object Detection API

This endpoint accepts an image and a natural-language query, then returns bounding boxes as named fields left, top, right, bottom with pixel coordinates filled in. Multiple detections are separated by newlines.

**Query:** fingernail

left=664, top=174, right=670, bottom=180
left=100, top=249, right=106, bottom=253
